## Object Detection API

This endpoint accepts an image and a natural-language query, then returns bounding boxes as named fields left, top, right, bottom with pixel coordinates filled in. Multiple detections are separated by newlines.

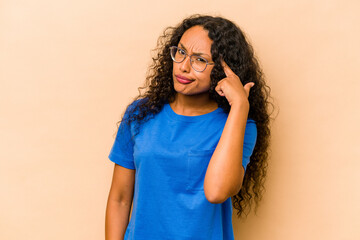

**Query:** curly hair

left=119, top=14, right=272, bottom=217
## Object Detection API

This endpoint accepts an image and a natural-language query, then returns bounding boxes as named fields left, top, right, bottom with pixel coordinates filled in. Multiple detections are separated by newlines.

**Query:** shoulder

left=241, top=118, right=257, bottom=158
left=123, top=98, right=148, bottom=117
left=245, top=118, right=257, bottom=143
left=246, top=118, right=256, bottom=127
left=126, top=98, right=147, bottom=112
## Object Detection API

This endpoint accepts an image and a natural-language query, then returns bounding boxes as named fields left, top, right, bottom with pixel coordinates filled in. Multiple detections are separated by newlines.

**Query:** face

left=172, top=25, right=214, bottom=96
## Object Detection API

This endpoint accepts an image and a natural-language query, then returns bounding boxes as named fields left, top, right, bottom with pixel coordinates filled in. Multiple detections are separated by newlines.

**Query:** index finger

left=221, top=59, right=236, bottom=77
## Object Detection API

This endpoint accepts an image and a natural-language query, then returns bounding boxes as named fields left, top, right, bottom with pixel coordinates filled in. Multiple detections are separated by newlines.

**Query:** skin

left=170, top=25, right=254, bottom=203
left=105, top=165, right=134, bottom=240
left=171, top=25, right=218, bottom=115
left=105, top=25, right=254, bottom=239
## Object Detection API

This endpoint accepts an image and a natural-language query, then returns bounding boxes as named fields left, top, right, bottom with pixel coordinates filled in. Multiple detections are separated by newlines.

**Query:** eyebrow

left=179, top=43, right=211, bottom=58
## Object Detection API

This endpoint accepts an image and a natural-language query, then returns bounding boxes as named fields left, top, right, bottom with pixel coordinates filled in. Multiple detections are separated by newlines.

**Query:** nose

left=179, top=55, right=191, bottom=73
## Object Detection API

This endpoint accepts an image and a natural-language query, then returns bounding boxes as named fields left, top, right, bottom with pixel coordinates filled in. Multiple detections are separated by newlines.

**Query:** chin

left=175, top=88, right=210, bottom=97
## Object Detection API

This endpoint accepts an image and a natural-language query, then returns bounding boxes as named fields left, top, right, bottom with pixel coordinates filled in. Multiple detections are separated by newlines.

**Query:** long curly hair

left=120, top=14, right=272, bottom=217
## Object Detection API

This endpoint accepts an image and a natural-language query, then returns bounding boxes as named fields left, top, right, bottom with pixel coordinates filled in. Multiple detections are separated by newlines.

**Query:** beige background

left=1, top=0, right=359, bottom=239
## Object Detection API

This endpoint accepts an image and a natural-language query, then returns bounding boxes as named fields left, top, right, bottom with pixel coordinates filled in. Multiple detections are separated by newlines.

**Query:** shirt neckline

left=164, top=103, right=224, bottom=122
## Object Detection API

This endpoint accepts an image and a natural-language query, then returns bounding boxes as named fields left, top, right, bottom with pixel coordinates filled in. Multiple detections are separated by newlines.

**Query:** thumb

left=243, top=82, right=255, bottom=97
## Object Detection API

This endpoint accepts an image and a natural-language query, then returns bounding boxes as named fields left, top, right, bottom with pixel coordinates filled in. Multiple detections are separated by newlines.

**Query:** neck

left=169, top=93, right=218, bottom=116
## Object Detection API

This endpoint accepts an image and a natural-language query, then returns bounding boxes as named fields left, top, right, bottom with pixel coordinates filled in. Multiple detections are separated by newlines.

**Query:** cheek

left=198, top=72, right=212, bottom=87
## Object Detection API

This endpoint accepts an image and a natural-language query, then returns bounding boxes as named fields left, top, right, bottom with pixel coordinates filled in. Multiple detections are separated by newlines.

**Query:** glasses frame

left=169, top=46, right=214, bottom=72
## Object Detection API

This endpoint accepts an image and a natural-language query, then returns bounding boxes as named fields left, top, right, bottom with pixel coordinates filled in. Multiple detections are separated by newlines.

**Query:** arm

left=204, top=60, right=254, bottom=204
left=105, top=164, right=135, bottom=240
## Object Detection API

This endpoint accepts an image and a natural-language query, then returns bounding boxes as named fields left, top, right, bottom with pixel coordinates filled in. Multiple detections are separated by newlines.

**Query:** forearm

left=204, top=102, right=249, bottom=203
left=105, top=199, right=132, bottom=240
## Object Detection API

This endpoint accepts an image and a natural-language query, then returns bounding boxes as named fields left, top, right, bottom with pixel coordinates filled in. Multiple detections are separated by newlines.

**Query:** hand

left=215, top=60, right=254, bottom=107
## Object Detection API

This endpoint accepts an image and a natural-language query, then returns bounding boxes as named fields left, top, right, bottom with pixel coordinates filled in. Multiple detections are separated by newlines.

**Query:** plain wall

left=1, top=0, right=359, bottom=239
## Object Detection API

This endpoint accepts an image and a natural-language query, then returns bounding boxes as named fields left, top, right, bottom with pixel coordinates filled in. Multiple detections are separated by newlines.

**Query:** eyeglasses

left=169, top=46, right=214, bottom=72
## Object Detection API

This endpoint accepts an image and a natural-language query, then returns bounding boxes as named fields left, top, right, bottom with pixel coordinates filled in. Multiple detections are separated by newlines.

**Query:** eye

left=177, top=48, right=186, bottom=56
left=194, top=56, right=207, bottom=63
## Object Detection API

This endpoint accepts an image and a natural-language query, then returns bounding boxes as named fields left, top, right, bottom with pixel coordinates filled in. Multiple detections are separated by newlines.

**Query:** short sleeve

left=242, top=119, right=257, bottom=171
left=108, top=105, right=136, bottom=170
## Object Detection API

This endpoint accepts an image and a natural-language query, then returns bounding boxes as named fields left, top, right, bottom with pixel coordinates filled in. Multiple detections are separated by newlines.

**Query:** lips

left=175, top=75, right=193, bottom=84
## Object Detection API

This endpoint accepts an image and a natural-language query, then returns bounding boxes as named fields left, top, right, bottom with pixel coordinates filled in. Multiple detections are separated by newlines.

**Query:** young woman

left=105, top=15, right=271, bottom=240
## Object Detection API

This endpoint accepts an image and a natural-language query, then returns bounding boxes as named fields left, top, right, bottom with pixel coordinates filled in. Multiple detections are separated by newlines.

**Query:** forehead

left=179, top=26, right=212, bottom=55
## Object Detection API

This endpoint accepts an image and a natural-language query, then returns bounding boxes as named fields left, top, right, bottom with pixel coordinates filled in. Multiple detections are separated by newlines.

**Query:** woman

left=105, top=14, right=271, bottom=240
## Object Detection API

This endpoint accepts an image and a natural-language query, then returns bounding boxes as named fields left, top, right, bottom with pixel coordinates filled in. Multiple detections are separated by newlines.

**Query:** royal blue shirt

left=109, top=102, right=257, bottom=240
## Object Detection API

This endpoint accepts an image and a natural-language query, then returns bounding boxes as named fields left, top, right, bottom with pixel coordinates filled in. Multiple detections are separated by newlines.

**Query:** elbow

left=204, top=187, right=238, bottom=204
left=204, top=182, right=242, bottom=204
left=205, top=192, right=228, bottom=204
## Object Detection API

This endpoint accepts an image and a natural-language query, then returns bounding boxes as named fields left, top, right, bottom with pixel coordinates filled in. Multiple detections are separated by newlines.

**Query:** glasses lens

left=170, top=46, right=208, bottom=72
left=190, top=55, right=207, bottom=72
left=170, top=47, right=185, bottom=63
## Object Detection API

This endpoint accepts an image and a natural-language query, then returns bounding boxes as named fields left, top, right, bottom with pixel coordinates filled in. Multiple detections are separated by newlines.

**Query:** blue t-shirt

left=108, top=101, right=257, bottom=240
